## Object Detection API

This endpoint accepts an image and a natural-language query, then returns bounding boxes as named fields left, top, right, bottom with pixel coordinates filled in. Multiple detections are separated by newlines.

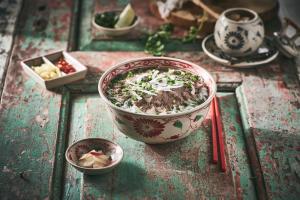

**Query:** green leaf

left=173, top=120, right=183, bottom=129
left=182, top=26, right=199, bottom=43
left=95, top=12, right=118, bottom=28
left=194, top=115, right=202, bottom=122
left=144, top=23, right=174, bottom=56
left=160, top=23, right=174, bottom=32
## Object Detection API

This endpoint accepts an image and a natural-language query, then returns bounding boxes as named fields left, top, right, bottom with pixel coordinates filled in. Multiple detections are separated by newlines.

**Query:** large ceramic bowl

left=98, top=57, right=216, bottom=144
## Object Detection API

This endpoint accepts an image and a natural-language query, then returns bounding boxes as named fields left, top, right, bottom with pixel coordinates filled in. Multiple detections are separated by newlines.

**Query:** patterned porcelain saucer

left=202, top=34, right=279, bottom=68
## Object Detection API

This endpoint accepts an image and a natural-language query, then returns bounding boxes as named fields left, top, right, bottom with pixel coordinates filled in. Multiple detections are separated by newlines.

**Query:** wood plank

left=0, top=0, right=73, bottom=199
left=236, top=57, right=300, bottom=199
left=218, top=93, right=257, bottom=199
left=0, top=0, right=23, bottom=96
left=62, top=93, right=256, bottom=199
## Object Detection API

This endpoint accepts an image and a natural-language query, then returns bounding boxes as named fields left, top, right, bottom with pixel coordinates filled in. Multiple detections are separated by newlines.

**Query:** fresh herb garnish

left=145, top=23, right=203, bottom=55
left=127, top=71, right=134, bottom=78
left=182, top=26, right=199, bottom=43
left=144, top=23, right=174, bottom=56
left=107, top=68, right=208, bottom=114
left=160, top=23, right=174, bottom=32
left=95, top=12, right=119, bottom=28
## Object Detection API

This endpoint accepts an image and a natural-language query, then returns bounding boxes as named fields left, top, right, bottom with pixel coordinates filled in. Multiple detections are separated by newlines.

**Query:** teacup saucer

left=202, top=34, right=279, bottom=68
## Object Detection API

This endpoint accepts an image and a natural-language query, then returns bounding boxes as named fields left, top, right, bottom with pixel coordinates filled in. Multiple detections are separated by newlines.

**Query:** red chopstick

left=211, top=102, right=218, bottom=164
left=213, top=97, right=226, bottom=172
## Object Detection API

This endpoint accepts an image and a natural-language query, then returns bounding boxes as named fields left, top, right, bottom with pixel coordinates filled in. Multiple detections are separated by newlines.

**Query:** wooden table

left=0, top=1, right=299, bottom=199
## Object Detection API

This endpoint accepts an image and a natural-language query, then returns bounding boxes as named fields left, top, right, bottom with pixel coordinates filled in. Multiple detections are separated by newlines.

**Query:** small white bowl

left=65, top=138, right=124, bottom=175
left=92, top=11, right=139, bottom=37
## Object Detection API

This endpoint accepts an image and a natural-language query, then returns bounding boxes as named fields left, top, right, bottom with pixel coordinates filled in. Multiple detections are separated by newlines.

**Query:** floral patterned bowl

left=65, top=138, right=123, bottom=175
left=98, top=57, right=217, bottom=144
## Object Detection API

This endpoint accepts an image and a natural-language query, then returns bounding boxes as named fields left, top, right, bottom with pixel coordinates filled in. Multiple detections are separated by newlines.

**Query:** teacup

left=214, top=8, right=264, bottom=57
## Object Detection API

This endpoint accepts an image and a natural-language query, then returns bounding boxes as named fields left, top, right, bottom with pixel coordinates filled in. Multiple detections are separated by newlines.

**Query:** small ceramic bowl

left=65, top=138, right=123, bottom=175
left=214, top=8, right=264, bottom=57
left=98, top=57, right=216, bottom=144
left=92, top=10, right=139, bottom=37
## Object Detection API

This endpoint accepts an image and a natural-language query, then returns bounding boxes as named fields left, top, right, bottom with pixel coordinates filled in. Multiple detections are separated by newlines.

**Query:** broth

left=226, top=10, right=255, bottom=22
left=106, top=67, right=209, bottom=115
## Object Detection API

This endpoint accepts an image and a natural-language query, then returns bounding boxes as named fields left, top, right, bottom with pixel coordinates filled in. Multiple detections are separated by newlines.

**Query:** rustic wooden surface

left=62, top=92, right=254, bottom=199
left=0, top=0, right=22, bottom=95
left=0, top=0, right=73, bottom=199
left=0, top=0, right=300, bottom=199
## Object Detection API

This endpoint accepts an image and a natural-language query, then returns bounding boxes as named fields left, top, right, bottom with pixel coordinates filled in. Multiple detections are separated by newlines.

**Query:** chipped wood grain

left=62, top=93, right=255, bottom=199
left=236, top=58, right=300, bottom=199
left=0, top=0, right=73, bottom=199
left=0, top=0, right=299, bottom=198
left=68, top=51, right=300, bottom=199
left=0, top=0, right=23, bottom=96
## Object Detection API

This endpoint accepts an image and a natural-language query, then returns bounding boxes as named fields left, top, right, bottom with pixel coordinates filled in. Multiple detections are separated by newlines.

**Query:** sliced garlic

left=78, top=150, right=111, bottom=168
left=33, top=63, right=61, bottom=80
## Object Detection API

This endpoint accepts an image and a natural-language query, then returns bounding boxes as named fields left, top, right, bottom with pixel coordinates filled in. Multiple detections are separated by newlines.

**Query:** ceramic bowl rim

left=65, top=138, right=124, bottom=171
left=98, top=57, right=217, bottom=117
left=222, top=7, right=259, bottom=24
left=93, top=10, right=139, bottom=31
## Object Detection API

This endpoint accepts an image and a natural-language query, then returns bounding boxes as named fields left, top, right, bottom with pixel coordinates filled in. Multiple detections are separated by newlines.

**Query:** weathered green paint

left=67, top=0, right=81, bottom=51
left=236, top=86, right=267, bottom=199
left=0, top=0, right=73, bottom=199
left=218, top=93, right=256, bottom=199
left=0, top=0, right=23, bottom=95
left=61, top=93, right=256, bottom=199
left=62, top=95, right=87, bottom=200
left=0, top=0, right=300, bottom=198
left=236, top=57, right=300, bottom=199
left=50, top=88, right=71, bottom=200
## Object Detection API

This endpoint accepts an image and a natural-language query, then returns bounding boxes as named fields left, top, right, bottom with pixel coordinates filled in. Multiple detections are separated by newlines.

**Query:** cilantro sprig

left=145, top=24, right=201, bottom=56
left=144, top=24, right=174, bottom=56
left=182, top=26, right=199, bottom=43
left=95, top=12, right=119, bottom=28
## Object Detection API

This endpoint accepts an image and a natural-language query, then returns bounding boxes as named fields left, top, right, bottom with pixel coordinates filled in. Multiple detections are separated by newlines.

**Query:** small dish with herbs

left=93, top=4, right=139, bottom=36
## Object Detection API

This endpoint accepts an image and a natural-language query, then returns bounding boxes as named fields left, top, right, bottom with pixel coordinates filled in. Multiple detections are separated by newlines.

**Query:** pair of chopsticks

left=211, top=97, right=226, bottom=172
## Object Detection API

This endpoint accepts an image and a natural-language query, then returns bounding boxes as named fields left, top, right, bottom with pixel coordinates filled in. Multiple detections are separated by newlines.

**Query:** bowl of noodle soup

left=99, top=57, right=216, bottom=144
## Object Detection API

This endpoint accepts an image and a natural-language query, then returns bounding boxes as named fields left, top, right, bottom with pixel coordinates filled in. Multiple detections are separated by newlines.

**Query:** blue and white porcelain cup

left=214, top=8, right=264, bottom=57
